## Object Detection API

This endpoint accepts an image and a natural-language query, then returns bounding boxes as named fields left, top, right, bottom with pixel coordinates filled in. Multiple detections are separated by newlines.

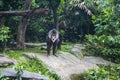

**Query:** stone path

left=26, top=52, right=99, bottom=80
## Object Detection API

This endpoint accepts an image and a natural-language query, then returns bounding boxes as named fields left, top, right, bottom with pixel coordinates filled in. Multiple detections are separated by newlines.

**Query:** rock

left=82, top=56, right=116, bottom=66
left=41, top=46, right=47, bottom=50
left=70, top=44, right=116, bottom=66
left=70, top=44, right=85, bottom=59
left=0, top=54, right=17, bottom=67
left=0, top=68, right=48, bottom=80
left=70, top=74, right=85, bottom=80
left=25, top=43, right=46, bottom=47
left=26, top=52, right=99, bottom=80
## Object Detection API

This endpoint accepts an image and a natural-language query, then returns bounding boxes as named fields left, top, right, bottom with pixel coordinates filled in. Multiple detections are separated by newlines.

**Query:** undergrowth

left=1, top=49, right=61, bottom=80
left=83, top=64, right=120, bottom=80
left=16, top=57, right=61, bottom=80
left=3, top=50, right=24, bottom=60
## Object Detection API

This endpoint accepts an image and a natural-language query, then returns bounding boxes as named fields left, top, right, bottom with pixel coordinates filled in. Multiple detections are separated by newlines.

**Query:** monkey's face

left=48, top=29, right=59, bottom=43
left=51, top=33, right=56, bottom=42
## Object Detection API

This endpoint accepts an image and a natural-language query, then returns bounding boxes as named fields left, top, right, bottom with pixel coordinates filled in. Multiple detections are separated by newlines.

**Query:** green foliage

left=4, top=50, right=24, bottom=59
left=1, top=0, right=94, bottom=43
left=62, top=0, right=94, bottom=42
left=0, top=25, right=10, bottom=51
left=0, top=25, right=10, bottom=43
left=85, top=69, right=108, bottom=80
left=58, top=43, right=73, bottom=51
left=0, top=74, right=9, bottom=80
left=34, top=0, right=49, bottom=8
left=26, top=14, right=53, bottom=42
left=26, top=0, right=94, bottom=42
left=57, top=0, right=65, bottom=13
left=0, top=0, right=24, bottom=11
left=86, top=35, right=120, bottom=48
left=85, top=35, right=120, bottom=63
left=31, top=0, right=39, bottom=7
left=60, top=44, right=71, bottom=52
left=84, top=64, right=120, bottom=80
left=25, top=46, right=46, bottom=53
left=92, top=0, right=120, bottom=36
left=14, top=66, right=23, bottom=80
left=17, top=57, right=61, bottom=80
left=85, top=0, right=120, bottom=63
left=47, top=0, right=61, bottom=9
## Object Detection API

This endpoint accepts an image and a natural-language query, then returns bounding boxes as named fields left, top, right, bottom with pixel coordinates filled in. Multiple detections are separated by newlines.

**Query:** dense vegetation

left=84, top=64, right=120, bottom=80
left=0, top=0, right=94, bottom=43
left=85, top=0, right=120, bottom=63
left=0, top=0, right=120, bottom=80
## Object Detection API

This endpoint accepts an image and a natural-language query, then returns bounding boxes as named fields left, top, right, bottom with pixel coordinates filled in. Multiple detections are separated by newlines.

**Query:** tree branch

left=0, top=8, right=50, bottom=17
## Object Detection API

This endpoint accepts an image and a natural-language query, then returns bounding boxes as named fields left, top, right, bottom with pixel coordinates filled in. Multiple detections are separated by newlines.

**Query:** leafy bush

left=0, top=74, right=9, bottom=80
left=0, top=25, right=10, bottom=42
left=4, top=50, right=24, bottom=60
left=86, top=35, right=120, bottom=48
left=85, top=35, right=120, bottom=63
left=0, top=25, right=10, bottom=50
left=84, top=0, right=120, bottom=63
left=84, top=64, right=120, bottom=80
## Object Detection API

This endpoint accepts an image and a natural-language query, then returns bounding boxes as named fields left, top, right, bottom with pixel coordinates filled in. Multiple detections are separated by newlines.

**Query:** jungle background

left=0, top=0, right=120, bottom=80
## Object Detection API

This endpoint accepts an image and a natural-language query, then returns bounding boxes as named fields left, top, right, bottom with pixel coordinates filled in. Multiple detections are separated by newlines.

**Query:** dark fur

left=46, top=29, right=59, bottom=56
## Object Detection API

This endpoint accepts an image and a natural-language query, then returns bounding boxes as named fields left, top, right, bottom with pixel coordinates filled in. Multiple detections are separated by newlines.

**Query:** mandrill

left=46, top=29, right=59, bottom=56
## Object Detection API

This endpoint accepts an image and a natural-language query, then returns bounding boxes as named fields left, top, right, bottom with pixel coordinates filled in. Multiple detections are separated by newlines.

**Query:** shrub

left=84, top=64, right=120, bottom=80
left=85, top=35, right=120, bottom=63
left=0, top=25, right=10, bottom=51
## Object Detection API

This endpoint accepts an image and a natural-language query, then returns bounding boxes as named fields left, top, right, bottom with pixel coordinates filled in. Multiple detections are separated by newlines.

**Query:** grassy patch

left=58, top=43, right=74, bottom=52
left=24, top=46, right=46, bottom=53
left=3, top=50, right=24, bottom=60
left=16, top=57, right=61, bottom=80
left=58, top=43, right=81, bottom=57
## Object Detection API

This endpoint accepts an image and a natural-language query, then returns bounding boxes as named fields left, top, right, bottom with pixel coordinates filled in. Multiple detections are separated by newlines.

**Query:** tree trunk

left=48, top=1, right=60, bottom=31
left=53, top=9, right=59, bottom=30
left=0, top=16, right=4, bottom=27
left=16, top=0, right=32, bottom=50
left=0, top=16, right=5, bottom=51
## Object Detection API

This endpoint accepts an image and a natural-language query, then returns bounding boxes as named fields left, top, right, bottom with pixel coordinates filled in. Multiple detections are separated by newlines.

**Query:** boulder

left=82, top=56, right=116, bottom=66
left=0, top=54, right=17, bottom=67
left=0, top=68, right=48, bottom=80
left=26, top=52, right=99, bottom=80
left=70, top=44, right=85, bottom=58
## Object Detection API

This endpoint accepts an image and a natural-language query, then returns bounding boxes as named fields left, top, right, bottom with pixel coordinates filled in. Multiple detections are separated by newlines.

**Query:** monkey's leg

left=57, top=35, right=62, bottom=49
left=53, top=42, right=58, bottom=57
left=47, top=43, right=52, bottom=56
left=57, top=40, right=62, bottom=49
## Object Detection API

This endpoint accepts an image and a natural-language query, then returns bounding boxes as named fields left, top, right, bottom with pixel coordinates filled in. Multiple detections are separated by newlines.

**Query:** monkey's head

left=48, top=29, right=59, bottom=43
left=51, top=29, right=57, bottom=42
